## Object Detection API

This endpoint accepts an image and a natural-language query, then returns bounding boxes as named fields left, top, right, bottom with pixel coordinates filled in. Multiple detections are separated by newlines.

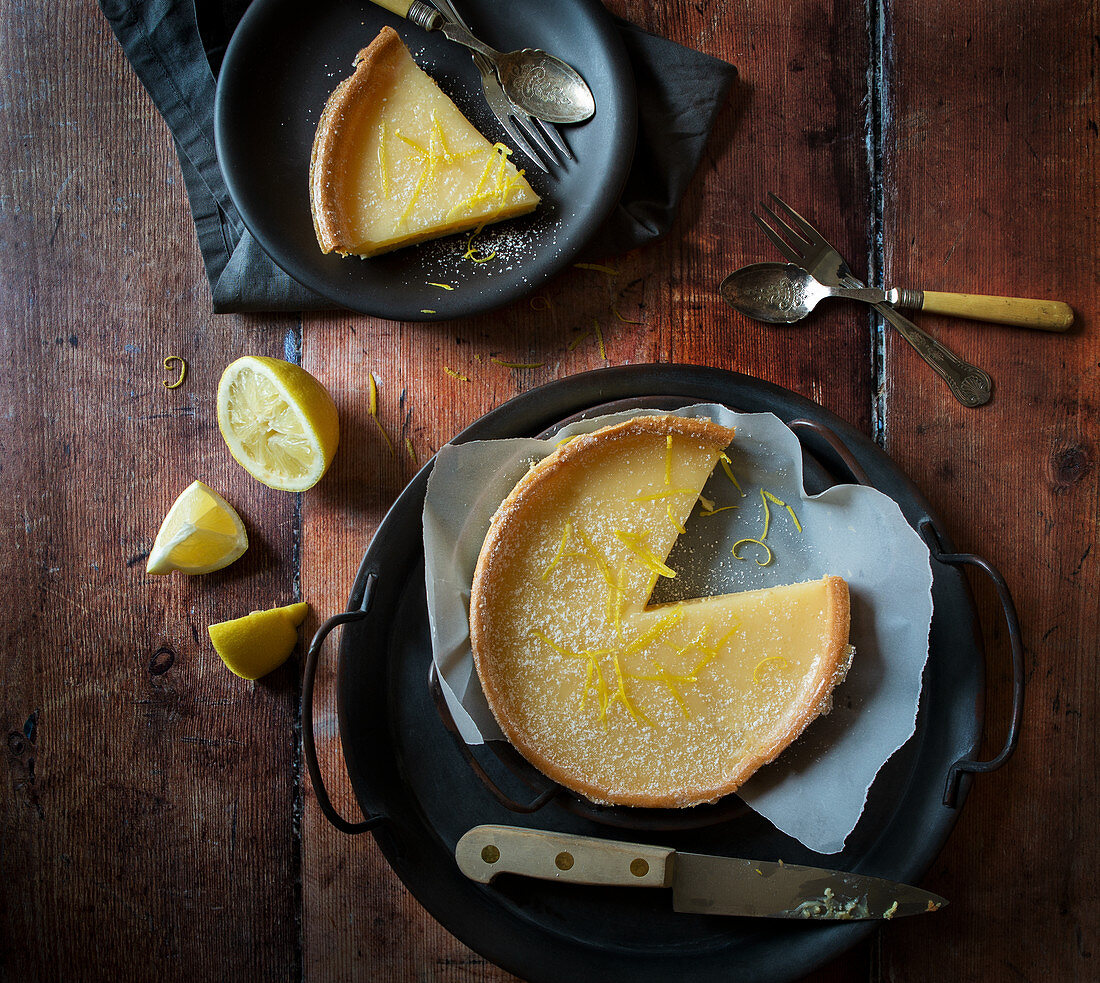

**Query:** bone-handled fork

left=752, top=193, right=993, bottom=408
left=429, top=0, right=571, bottom=172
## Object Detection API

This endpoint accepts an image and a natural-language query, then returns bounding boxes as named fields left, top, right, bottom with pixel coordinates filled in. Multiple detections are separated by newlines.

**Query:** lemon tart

left=309, top=27, right=540, bottom=258
left=469, top=415, right=853, bottom=808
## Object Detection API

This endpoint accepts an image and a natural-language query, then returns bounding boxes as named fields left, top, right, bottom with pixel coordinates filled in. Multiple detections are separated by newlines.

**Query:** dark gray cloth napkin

left=99, top=0, right=736, bottom=314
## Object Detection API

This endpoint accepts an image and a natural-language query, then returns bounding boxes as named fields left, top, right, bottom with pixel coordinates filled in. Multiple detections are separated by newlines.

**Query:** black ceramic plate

left=214, top=0, right=637, bottom=320
left=335, top=366, right=983, bottom=983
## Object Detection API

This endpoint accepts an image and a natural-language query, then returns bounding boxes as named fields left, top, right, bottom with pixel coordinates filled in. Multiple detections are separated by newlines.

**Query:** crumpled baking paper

left=422, top=404, right=933, bottom=854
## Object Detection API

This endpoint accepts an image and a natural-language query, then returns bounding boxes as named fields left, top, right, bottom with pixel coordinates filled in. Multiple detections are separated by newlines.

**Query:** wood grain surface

left=1, top=0, right=1096, bottom=981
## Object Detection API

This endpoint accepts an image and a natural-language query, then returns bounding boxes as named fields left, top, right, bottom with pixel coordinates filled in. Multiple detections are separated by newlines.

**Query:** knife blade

left=455, top=825, right=947, bottom=921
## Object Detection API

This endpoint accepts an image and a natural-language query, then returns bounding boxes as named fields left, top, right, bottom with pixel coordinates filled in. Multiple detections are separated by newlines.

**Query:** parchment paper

left=422, top=404, right=933, bottom=854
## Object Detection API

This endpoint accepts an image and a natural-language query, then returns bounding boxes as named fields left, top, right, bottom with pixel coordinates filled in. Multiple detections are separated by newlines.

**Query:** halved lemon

left=147, top=480, right=249, bottom=575
left=217, top=356, right=339, bottom=492
left=208, top=602, right=309, bottom=680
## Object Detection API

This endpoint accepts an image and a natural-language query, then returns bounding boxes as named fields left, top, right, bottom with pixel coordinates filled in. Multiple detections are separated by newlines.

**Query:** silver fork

left=430, top=0, right=571, bottom=172
left=752, top=193, right=993, bottom=408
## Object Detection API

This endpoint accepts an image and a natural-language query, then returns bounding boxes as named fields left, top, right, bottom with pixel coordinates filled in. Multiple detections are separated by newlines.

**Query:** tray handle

left=919, top=520, right=1025, bottom=807
left=303, top=572, right=386, bottom=835
left=429, top=664, right=561, bottom=813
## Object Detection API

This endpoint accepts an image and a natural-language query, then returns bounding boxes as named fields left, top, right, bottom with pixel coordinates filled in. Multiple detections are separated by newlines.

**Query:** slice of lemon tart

left=309, top=26, right=540, bottom=258
left=469, top=415, right=853, bottom=809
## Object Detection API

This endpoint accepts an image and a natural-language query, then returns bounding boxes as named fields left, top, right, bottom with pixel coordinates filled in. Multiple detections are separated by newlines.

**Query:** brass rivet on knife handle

left=456, top=825, right=673, bottom=887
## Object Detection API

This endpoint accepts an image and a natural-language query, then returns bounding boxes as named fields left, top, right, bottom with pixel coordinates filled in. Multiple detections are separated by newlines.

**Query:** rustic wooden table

left=3, top=0, right=1097, bottom=979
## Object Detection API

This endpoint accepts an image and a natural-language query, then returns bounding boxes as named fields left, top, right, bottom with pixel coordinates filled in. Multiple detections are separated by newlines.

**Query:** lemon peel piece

left=208, top=602, right=309, bottom=680
left=718, top=452, right=745, bottom=495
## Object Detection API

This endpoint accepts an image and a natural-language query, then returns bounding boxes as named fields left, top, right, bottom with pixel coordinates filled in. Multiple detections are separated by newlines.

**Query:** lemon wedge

left=208, top=602, right=309, bottom=680
left=217, top=356, right=339, bottom=492
left=146, top=480, right=248, bottom=575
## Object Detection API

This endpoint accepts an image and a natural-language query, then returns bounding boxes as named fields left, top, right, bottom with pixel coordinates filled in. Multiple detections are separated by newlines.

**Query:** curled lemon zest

left=530, top=296, right=552, bottom=311
left=614, top=529, right=676, bottom=579
left=542, top=522, right=572, bottom=580
left=162, top=355, right=186, bottom=389
left=762, top=489, right=804, bottom=533
left=753, top=655, right=788, bottom=683
left=732, top=538, right=773, bottom=566
left=463, top=230, right=497, bottom=263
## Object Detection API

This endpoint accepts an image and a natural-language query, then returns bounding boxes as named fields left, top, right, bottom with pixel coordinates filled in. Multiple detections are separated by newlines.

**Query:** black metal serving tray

left=304, top=365, right=1022, bottom=983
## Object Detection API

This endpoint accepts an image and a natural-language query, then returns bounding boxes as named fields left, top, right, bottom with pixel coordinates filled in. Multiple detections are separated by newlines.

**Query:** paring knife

left=455, top=825, right=947, bottom=921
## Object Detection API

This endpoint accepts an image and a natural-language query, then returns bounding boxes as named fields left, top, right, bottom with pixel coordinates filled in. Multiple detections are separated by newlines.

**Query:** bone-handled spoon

left=721, top=263, right=1074, bottom=332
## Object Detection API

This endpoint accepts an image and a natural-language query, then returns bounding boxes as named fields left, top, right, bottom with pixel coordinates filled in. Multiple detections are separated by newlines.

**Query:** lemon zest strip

left=443, top=366, right=470, bottom=381
left=614, top=529, right=676, bottom=579
left=368, top=374, right=396, bottom=458
left=698, top=505, right=739, bottom=516
left=762, top=489, right=804, bottom=533
left=760, top=487, right=772, bottom=540
left=162, top=355, right=186, bottom=389
left=594, top=319, right=607, bottom=361
left=732, top=538, right=773, bottom=566
left=574, top=263, right=620, bottom=275
left=491, top=358, right=546, bottom=368
left=428, top=282, right=455, bottom=290
left=631, top=488, right=697, bottom=501
left=665, top=434, right=673, bottom=487
left=568, top=330, right=592, bottom=352
left=542, top=521, right=572, bottom=580
left=622, top=608, right=684, bottom=657
left=718, top=452, right=745, bottom=495
left=612, top=305, right=643, bottom=324
left=667, top=503, right=686, bottom=535
left=404, top=437, right=418, bottom=465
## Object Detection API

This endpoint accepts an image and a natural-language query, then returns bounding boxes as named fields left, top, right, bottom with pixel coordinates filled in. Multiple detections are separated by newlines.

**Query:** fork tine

left=760, top=201, right=815, bottom=251
left=535, top=117, right=573, bottom=161
left=495, top=111, right=549, bottom=173
left=767, top=193, right=825, bottom=248
left=752, top=212, right=806, bottom=266
left=512, top=112, right=561, bottom=168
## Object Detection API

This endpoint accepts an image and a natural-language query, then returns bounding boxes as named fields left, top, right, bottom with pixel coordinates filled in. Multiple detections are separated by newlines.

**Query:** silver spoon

left=375, top=0, right=596, bottom=124
left=721, top=262, right=1074, bottom=331
left=721, top=263, right=910, bottom=324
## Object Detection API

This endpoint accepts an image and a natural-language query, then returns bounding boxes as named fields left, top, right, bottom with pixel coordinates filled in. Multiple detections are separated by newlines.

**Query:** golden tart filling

left=469, top=415, right=853, bottom=808
left=309, top=26, right=539, bottom=258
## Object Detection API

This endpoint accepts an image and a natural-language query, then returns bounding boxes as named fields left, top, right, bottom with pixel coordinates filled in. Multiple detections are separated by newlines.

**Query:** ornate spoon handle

left=874, top=302, right=993, bottom=407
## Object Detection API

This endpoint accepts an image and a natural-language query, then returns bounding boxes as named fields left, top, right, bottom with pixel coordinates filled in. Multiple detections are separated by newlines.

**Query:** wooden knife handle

left=369, top=0, right=415, bottom=17
left=919, top=290, right=1074, bottom=331
left=455, top=825, right=673, bottom=888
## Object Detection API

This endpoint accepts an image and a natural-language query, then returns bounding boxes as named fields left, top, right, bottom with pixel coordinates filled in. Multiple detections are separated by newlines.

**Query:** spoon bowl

left=719, top=263, right=886, bottom=324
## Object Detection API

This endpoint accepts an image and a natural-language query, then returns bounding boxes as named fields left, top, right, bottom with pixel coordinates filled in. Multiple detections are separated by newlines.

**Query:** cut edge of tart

left=309, top=26, right=540, bottom=258
left=469, top=414, right=854, bottom=809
